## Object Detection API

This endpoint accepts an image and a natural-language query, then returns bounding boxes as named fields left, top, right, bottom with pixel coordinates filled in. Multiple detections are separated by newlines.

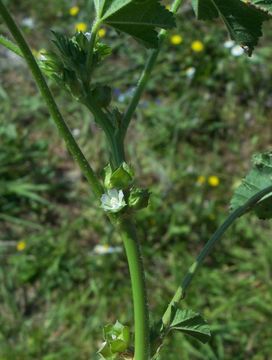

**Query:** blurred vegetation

left=1, top=0, right=272, bottom=359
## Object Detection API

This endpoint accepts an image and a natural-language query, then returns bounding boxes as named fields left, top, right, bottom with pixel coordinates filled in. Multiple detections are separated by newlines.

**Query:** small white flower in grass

left=85, top=32, right=92, bottom=41
left=185, top=67, right=196, bottom=79
left=231, top=45, right=244, bottom=57
left=224, top=40, right=235, bottom=49
left=101, top=189, right=126, bottom=213
left=72, top=128, right=80, bottom=137
left=21, top=17, right=35, bottom=29
left=93, top=244, right=122, bottom=255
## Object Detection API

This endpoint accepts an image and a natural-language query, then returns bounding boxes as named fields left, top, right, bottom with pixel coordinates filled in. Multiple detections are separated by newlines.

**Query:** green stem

left=86, top=20, right=100, bottom=84
left=121, top=0, right=185, bottom=139
left=162, top=184, right=272, bottom=326
left=82, top=96, right=125, bottom=169
left=0, top=34, right=22, bottom=57
left=119, top=218, right=149, bottom=360
left=0, top=1, right=103, bottom=199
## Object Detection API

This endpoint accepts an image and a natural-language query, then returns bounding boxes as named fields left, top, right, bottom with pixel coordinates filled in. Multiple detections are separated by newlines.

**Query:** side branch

left=121, top=0, right=185, bottom=138
left=162, top=185, right=272, bottom=326
left=0, top=1, right=103, bottom=198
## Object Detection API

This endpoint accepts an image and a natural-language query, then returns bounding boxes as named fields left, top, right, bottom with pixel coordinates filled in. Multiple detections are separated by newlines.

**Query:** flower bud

left=128, top=188, right=150, bottom=210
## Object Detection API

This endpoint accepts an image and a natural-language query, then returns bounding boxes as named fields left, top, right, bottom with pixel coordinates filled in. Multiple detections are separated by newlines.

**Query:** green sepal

left=128, top=187, right=150, bottom=210
left=98, top=321, right=130, bottom=359
left=104, top=163, right=134, bottom=189
left=98, top=342, right=117, bottom=359
left=39, top=31, right=111, bottom=96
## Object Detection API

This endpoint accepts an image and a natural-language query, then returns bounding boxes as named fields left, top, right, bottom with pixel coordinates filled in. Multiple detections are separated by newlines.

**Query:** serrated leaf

left=95, top=0, right=176, bottom=48
left=168, top=308, right=211, bottom=344
left=191, top=0, right=218, bottom=20
left=231, top=152, right=272, bottom=219
left=248, top=0, right=272, bottom=14
left=191, top=0, right=271, bottom=55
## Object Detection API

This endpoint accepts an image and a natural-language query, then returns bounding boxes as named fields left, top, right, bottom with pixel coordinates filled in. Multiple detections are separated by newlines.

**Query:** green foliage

left=94, top=0, right=176, bottom=48
left=249, top=0, right=272, bottom=14
left=128, top=187, right=150, bottom=210
left=165, top=307, right=211, bottom=344
left=40, top=31, right=111, bottom=96
left=192, top=0, right=271, bottom=55
left=231, top=152, right=272, bottom=219
left=1, top=0, right=272, bottom=359
left=104, top=163, right=134, bottom=189
left=98, top=321, right=131, bottom=359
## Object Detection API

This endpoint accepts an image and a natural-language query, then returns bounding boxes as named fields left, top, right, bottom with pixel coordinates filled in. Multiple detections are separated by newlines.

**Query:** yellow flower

left=166, top=4, right=171, bottom=10
left=196, top=175, right=206, bottom=185
left=98, top=28, right=107, bottom=38
left=69, top=6, right=80, bottom=16
left=170, top=34, right=183, bottom=46
left=16, top=241, right=26, bottom=252
left=75, top=22, right=87, bottom=32
left=208, top=176, right=220, bottom=187
left=191, top=40, right=204, bottom=52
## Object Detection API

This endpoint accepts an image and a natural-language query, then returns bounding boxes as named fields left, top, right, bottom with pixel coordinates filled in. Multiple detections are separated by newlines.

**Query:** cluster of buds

left=100, top=162, right=150, bottom=214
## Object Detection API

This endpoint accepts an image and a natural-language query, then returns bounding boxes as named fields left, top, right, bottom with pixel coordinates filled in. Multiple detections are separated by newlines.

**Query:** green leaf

left=231, top=152, right=272, bottom=219
left=95, top=0, right=176, bottom=48
left=191, top=0, right=271, bottom=55
left=167, top=308, right=211, bottom=344
left=248, top=0, right=272, bottom=14
left=191, top=0, right=218, bottom=20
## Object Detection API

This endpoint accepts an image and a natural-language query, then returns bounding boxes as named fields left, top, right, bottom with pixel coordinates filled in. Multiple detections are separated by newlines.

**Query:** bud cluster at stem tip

left=100, top=162, right=150, bottom=214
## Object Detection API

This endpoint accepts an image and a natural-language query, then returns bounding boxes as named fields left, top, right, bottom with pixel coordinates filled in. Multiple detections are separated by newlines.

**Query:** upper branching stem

left=121, top=0, right=185, bottom=139
left=86, top=20, right=101, bottom=84
left=0, top=34, right=22, bottom=57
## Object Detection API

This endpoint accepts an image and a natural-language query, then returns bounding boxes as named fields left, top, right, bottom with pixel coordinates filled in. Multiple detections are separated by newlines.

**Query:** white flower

left=21, top=17, right=35, bottom=29
left=39, top=54, right=47, bottom=61
left=185, top=67, right=196, bottom=79
left=93, top=244, right=122, bottom=255
left=72, top=128, right=80, bottom=137
left=224, top=40, right=235, bottom=49
left=231, top=45, right=244, bottom=57
left=85, top=32, right=92, bottom=40
left=101, top=189, right=126, bottom=213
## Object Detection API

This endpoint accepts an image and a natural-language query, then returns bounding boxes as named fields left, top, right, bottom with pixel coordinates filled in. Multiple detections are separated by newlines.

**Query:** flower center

left=110, top=197, right=119, bottom=208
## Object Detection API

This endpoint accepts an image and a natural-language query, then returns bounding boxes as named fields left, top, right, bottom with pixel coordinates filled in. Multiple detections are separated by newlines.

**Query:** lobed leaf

left=248, top=0, right=272, bottom=14
left=191, top=0, right=271, bottom=55
left=231, top=152, right=272, bottom=219
left=95, top=0, right=176, bottom=48
left=167, top=307, right=211, bottom=344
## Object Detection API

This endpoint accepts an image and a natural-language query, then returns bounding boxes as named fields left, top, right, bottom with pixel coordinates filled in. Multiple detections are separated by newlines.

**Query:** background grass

left=1, top=1, right=272, bottom=359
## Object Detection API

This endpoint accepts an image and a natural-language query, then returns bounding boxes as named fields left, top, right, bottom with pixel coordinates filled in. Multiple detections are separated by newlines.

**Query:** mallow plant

left=1, top=0, right=272, bottom=359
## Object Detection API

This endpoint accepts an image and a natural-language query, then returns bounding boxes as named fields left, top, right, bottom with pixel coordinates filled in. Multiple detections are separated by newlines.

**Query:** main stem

left=119, top=218, right=149, bottom=360
left=110, top=144, right=149, bottom=359
left=0, top=0, right=103, bottom=199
